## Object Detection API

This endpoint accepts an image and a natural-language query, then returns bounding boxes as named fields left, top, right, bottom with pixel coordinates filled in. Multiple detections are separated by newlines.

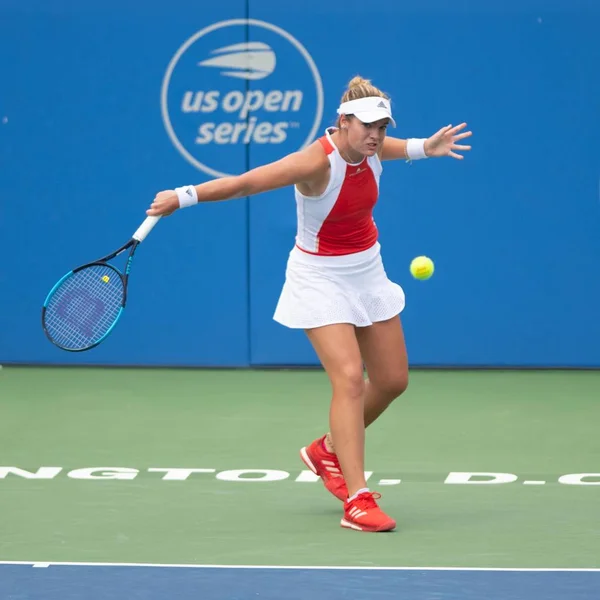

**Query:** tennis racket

left=42, top=215, right=161, bottom=352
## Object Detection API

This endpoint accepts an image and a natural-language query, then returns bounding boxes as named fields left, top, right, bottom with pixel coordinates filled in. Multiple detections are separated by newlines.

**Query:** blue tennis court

left=1, top=563, right=599, bottom=600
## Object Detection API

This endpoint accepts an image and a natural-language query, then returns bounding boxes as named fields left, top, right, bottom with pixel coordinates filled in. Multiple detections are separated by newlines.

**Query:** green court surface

left=0, top=366, right=598, bottom=569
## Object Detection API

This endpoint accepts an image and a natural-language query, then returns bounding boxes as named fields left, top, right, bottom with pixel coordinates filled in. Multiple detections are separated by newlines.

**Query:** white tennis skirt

left=273, top=242, right=406, bottom=329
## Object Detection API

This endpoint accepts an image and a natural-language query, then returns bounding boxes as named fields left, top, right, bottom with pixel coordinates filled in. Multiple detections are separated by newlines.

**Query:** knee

left=332, top=363, right=365, bottom=399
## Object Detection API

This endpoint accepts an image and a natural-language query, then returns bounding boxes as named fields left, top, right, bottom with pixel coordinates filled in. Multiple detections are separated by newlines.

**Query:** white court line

left=0, top=561, right=598, bottom=572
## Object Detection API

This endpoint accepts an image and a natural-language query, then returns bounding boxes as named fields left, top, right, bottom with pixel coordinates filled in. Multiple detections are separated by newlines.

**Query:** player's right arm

left=146, top=143, right=328, bottom=217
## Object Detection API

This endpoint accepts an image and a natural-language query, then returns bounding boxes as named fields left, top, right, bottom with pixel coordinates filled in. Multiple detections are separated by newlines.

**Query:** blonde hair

left=336, top=76, right=389, bottom=128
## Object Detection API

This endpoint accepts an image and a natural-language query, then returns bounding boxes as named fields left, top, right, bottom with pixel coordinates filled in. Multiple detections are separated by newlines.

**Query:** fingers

left=146, top=199, right=174, bottom=217
left=453, top=131, right=472, bottom=141
left=430, top=122, right=473, bottom=159
left=146, top=208, right=174, bottom=217
left=449, top=122, right=468, bottom=134
left=439, top=123, right=471, bottom=136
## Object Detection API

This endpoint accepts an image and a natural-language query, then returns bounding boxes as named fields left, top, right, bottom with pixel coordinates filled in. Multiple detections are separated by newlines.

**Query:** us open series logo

left=161, top=19, right=324, bottom=178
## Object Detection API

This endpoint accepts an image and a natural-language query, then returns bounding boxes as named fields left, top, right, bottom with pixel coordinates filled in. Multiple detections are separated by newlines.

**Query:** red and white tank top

left=294, top=128, right=382, bottom=256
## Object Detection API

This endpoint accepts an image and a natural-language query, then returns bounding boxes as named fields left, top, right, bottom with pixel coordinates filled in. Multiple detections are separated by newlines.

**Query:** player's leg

left=319, top=315, right=408, bottom=455
left=356, top=314, right=409, bottom=428
left=305, top=323, right=368, bottom=497
left=304, top=323, right=396, bottom=532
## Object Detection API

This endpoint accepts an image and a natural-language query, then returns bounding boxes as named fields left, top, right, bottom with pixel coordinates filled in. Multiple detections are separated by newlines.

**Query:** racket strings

left=44, top=265, right=125, bottom=350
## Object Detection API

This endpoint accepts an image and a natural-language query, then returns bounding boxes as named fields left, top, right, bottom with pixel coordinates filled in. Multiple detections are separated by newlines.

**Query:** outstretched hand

left=146, top=190, right=179, bottom=217
left=424, top=123, right=472, bottom=159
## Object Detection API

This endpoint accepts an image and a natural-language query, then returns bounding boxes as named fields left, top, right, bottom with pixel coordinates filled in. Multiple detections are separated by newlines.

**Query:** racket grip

left=133, top=216, right=161, bottom=242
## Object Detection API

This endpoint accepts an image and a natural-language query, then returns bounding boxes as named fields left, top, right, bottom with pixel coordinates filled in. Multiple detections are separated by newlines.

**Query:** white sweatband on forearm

left=406, top=138, right=428, bottom=160
left=175, top=185, right=198, bottom=208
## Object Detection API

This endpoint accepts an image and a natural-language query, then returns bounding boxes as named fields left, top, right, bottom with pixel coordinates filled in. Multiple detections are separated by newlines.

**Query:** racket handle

left=133, top=216, right=161, bottom=242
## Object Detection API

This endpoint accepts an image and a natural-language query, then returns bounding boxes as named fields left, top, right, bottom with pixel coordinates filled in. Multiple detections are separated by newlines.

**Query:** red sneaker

left=341, top=491, right=396, bottom=532
left=300, top=435, right=348, bottom=502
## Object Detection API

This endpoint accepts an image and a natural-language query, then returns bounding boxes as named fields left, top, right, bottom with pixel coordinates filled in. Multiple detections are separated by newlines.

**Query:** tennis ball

left=101, top=275, right=110, bottom=283
left=410, top=256, right=434, bottom=280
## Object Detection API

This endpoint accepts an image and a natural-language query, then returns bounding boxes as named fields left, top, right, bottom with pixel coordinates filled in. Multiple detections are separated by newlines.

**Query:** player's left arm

left=381, top=123, right=472, bottom=161
left=379, top=137, right=409, bottom=161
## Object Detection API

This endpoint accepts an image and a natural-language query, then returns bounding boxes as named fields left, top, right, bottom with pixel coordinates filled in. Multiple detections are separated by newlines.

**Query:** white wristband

left=175, top=185, right=198, bottom=208
left=406, top=138, right=428, bottom=160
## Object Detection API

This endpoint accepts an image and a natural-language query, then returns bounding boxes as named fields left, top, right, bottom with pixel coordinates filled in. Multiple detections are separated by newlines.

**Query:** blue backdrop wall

left=1, top=0, right=599, bottom=367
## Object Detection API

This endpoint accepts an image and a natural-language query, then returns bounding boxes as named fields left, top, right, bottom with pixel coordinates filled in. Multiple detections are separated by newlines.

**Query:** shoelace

left=350, top=491, right=382, bottom=510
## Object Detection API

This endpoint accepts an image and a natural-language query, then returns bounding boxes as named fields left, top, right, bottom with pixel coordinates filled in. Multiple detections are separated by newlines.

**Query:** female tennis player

left=148, top=76, right=472, bottom=532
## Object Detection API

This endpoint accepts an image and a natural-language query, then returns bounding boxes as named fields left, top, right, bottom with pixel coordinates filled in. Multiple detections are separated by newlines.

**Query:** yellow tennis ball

left=410, top=256, right=435, bottom=280
left=101, top=275, right=110, bottom=283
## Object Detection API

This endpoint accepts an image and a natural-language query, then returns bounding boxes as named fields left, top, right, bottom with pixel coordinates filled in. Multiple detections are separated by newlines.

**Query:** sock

left=347, top=487, right=369, bottom=503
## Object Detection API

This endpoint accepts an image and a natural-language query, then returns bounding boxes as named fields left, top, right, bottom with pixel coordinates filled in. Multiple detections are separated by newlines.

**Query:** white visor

left=336, top=96, right=396, bottom=127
